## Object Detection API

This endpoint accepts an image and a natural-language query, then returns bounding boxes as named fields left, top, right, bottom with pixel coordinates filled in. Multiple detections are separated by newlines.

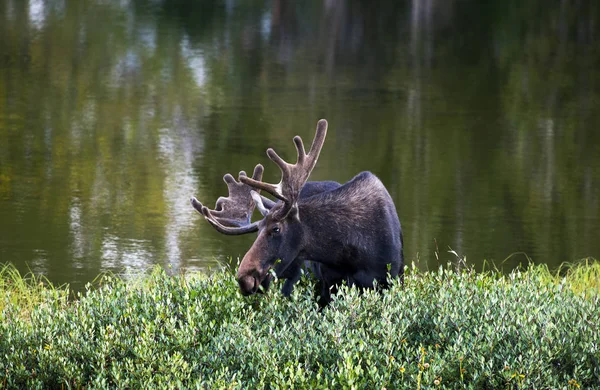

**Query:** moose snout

left=237, top=274, right=259, bottom=296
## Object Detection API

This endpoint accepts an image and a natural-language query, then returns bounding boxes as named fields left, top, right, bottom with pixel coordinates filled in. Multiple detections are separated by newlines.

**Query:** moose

left=191, top=119, right=403, bottom=306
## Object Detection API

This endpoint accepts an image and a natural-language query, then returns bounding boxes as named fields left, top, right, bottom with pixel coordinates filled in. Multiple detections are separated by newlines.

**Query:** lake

left=1, top=0, right=599, bottom=289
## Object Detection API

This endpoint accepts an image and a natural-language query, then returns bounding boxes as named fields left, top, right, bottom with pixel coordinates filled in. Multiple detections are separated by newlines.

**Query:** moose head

left=192, top=120, right=328, bottom=295
left=234, top=119, right=327, bottom=295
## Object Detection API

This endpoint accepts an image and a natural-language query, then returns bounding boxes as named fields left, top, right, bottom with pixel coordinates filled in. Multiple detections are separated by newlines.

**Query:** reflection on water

left=0, top=0, right=599, bottom=289
left=100, top=234, right=153, bottom=274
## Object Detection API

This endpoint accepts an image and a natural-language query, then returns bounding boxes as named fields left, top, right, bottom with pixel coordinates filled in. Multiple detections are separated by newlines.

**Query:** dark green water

left=1, top=0, right=599, bottom=288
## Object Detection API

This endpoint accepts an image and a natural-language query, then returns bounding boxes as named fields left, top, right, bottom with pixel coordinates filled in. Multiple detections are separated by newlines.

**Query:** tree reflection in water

left=0, top=0, right=598, bottom=288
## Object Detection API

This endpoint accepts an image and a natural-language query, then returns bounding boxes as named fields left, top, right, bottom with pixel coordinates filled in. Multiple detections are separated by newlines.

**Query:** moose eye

left=272, top=226, right=281, bottom=234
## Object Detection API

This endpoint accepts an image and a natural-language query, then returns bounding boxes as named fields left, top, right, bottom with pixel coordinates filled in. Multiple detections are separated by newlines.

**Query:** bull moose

left=191, top=119, right=403, bottom=306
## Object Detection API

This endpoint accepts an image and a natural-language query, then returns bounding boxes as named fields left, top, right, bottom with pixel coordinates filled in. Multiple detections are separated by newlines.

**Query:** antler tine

left=198, top=202, right=259, bottom=235
left=293, top=136, right=306, bottom=164
left=190, top=164, right=265, bottom=235
left=251, top=191, right=270, bottom=217
left=240, top=119, right=328, bottom=216
left=308, top=119, right=328, bottom=163
left=239, top=159, right=287, bottom=202
left=295, top=118, right=327, bottom=174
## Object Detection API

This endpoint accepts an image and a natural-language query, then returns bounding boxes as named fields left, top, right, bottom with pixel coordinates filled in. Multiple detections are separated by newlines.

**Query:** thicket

left=0, top=261, right=599, bottom=389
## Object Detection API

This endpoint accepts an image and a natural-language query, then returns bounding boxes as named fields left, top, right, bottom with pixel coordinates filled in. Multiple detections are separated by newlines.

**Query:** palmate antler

left=191, top=164, right=265, bottom=235
left=240, top=119, right=328, bottom=219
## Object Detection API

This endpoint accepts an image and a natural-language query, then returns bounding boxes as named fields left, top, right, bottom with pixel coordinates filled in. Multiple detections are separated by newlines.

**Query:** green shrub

left=0, top=262, right=598, bottom=389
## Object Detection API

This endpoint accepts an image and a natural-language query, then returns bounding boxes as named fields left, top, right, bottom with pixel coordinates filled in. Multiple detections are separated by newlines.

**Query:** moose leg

left=274, top=258, right=305, bottom=297
left=281, top=261, right=303, bottom=297
left=318, top=282, right=332, bottom=308
left=316, top=266, right=344, bottom=308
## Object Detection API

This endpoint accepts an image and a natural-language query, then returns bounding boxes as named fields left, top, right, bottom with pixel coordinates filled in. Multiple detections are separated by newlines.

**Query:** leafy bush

left=0, top=262, right=599, bottom=389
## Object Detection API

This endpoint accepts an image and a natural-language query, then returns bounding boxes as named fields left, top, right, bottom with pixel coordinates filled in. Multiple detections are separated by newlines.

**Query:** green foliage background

left=1, top=262, right=599, bottom=389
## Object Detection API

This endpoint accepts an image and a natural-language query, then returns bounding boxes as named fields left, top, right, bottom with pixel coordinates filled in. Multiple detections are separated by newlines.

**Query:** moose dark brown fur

left=256, top=180, right=341, bottom=296
left=192, top=119, right=403, bottom=306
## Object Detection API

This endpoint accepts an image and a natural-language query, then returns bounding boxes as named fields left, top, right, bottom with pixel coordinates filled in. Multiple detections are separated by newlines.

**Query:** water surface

left=1, top=0, right=599, bottom=288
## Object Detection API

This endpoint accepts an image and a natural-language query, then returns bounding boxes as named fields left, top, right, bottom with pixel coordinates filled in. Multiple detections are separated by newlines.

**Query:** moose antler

left=191, top=164, right=264, bottom=235
left=240, top=119, right=328, bottom=219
